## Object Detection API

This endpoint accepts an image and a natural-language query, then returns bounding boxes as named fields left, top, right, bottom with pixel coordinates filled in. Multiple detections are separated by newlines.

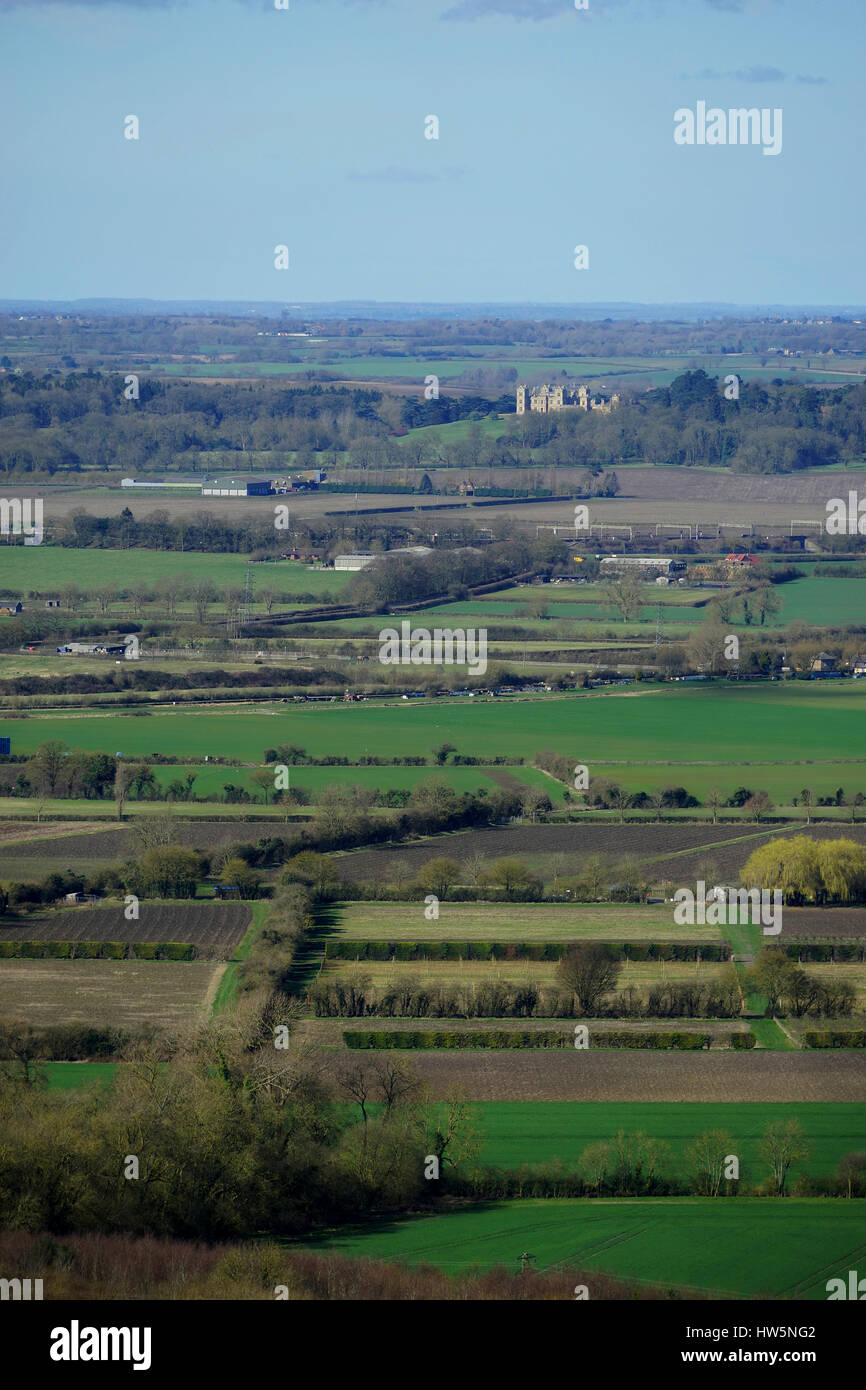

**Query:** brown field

left=0, top=821, right=266, bottom=862
left=0, top=821, right=113, bottom=845
left=780, top=907, right=866, bottom=939
left=13, top=466, right=858, bottom=528
left=334, top=822, right=792, bottom=883
left=313, top=1050, right=866, bottom=1101
left=0, top=820, right=272, bottom=881
left=0, top=959, right=223, bottom=1031
left=0, top=902, right=251, bottom=955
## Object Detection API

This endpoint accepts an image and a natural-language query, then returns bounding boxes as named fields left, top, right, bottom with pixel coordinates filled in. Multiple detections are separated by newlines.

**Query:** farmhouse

left=810, top=652, right=838, bottom=674
left=853, top=653, right=866, bottom=678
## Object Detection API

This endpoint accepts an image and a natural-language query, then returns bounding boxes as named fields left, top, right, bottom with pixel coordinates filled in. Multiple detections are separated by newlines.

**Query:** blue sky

left=0, top=0, right=861, bottom=305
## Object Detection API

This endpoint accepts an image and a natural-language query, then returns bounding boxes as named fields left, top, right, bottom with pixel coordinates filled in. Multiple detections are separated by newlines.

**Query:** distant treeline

left=1, top=363, right=864, bottom=478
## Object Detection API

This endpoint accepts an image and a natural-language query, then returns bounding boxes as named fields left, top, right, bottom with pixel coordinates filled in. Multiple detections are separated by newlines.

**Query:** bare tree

left=557, top=943, right=620, bottom=1015
left=759, top=1120, right=810, bottom=1196
left=706, top=787, right=722, bottom=825
left=687, top=1130, right=737, bottom=1196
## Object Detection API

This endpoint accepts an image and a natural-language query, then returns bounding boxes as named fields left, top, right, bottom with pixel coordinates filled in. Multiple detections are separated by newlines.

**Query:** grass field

left=323, top=902, right=724, bottom=942
left=300, top=1198, right=866, bottom=1298
left=770, top=575, right=866, bottom=627
left=321, top=958, right=729, bottom=989
left=0, top=549, right=349, bottom=596
left=8, top=683, right=866, bottom=768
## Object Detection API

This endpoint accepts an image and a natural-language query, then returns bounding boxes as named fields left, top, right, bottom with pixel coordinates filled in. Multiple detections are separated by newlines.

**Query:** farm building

left=334, top=545, right=433, bottom=571
left=44, top=599, right=61, bottom=609
left=64, top=892, right=102, bottom=906
left=201, top=478, right=273, bottom=497
left=0, top=602, right=22, bottom=615
left=854, top=654, right=866, bottom=678
left=599, top=556, right=685, bottom=575
left=57, top=635, right=140, bottom=658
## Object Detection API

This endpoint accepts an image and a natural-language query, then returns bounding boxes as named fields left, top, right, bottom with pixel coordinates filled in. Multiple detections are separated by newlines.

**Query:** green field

left=159, top=354, right=866, bottom=390
left=0, top=548, right=349, bottom=597
left=468, top=1101, right=866, bottom=1177
left=587, top=760, right=866, bottom=805
left=37, top=1061, right=118, bottom=1090
left=324, top=902, right=722, bottom=942
left=300, top=1198, right=866, bottom=1298
left=8, top=683, right=866, bottom=769
left=147, top=761, right=560, bottom=802
left=769, top=575, right=866, bottom=627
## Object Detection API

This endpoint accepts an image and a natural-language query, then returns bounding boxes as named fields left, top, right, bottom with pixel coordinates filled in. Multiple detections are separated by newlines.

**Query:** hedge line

left=783, top=943, right=866, bottom=963
left=326, top=940, right=729, bottom=962
left=0, top=940, right=197, bottom=961
left=343, top=1030, right=714, bottom=1050
left=803, top=1030, right=866, bottom=1048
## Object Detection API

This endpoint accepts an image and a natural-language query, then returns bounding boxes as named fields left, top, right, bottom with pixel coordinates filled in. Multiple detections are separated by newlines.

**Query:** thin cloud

left=347, top=166, right=448, bottom=183
left=729, top=64, right=785, bottom=82
left=441, top=0, right=566, bottom=18
left=796, top=73, right=829, bottom=85
left=680, top=65, right=791, bottom=83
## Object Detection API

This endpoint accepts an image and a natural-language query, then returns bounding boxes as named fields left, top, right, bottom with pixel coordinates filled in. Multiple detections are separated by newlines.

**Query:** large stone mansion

left=516, top=383, right=620, bottom=415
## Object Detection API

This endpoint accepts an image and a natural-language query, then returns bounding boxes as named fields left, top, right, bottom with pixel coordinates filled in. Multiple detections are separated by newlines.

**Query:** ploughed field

left=313, top=1049, right=866, bottom=1101
left=333, top=823, right=866, bottom=883
left=0, top=821, right=273, bottom=880
left=0, top=903, right=251, bottom=955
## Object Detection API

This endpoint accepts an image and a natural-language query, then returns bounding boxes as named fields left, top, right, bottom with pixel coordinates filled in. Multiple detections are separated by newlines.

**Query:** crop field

left=0, top=958, right=224, bottom=1030
left=323, top=902, right=724, bottom=942
left=0, top=902, right=251, bottom=954
left=9, top=682, right=865, bottom=768
left=300, top=1198, right=866, bottom=1298
left=767, top=575, right=866, bottom=627
left=468, top=1101, right=866, bottom=1177
left=0, top=548, right=350, bottom=597
left=587, top=760, right=866, bottom=805
left=145, top=761, right=559, bottom=802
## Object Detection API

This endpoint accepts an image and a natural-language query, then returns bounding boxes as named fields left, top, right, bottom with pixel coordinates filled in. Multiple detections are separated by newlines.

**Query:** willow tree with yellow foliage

left=741, top=836, right=866, bottom=905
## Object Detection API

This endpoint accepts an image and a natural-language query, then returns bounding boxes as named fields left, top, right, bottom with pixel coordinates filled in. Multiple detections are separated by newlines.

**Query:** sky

left=0, top=0, right=862, bottom=306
